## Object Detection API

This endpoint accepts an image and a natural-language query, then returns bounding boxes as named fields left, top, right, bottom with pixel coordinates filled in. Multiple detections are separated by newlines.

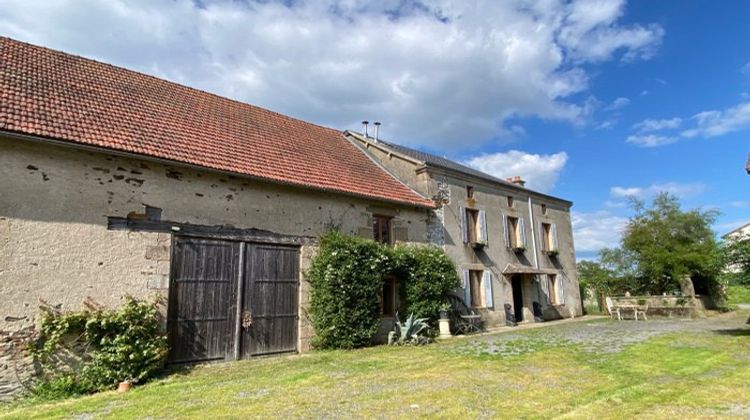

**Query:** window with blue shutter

left=478, top=210, right=488, bottom=245
left=459, top=206, right=468, bottom=244
left=482, top=270, right=493, bottom=308
left=462, top=269, right=471, bottom=307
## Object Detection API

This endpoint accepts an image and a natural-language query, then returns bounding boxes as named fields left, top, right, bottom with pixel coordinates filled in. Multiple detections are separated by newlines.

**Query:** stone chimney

left=505, top=176, right=526, bottom=187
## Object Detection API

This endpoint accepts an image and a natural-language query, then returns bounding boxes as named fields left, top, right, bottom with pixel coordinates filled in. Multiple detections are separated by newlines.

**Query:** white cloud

left=632, top=117, right=682, bottom=132
left=0, top=0, right=663, bottom=150
left=464, top=150, right=568, bottom=193
left=604, top=97, right=630, bottom=111
left=571, top=210, right=628, bottom=252
left=626, top=134, right=678, bottom=147
left=681, top=102, right=750, bottom=138
left=610, top=182, right=706, bottom=200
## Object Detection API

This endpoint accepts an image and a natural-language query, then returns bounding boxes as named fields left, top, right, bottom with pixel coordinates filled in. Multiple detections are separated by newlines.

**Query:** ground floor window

left=547, top=274, right=558, bottom=304
left=469, top=270, right=483, bottom=307
left=381, top=277, right=397, bottom=317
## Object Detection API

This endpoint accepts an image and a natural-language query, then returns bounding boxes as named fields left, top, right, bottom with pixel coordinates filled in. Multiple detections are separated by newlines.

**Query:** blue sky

left=0, top=0, right=747, bottom=259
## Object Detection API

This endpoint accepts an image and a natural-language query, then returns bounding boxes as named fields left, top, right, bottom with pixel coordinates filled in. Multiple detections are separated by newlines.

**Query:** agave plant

left=389, top=313, right=431, bottom=345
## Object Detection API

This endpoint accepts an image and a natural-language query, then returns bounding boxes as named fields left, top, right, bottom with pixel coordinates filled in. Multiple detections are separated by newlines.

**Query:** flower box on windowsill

left=545, top=249, right=559, bottom=258
left=512, top=246, right=526, bottom=253
left=470, top=241, right=486, bottom=249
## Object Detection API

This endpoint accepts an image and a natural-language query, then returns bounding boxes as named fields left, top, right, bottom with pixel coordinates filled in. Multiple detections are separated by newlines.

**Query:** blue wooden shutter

left=462, top=269, right=471, bottom=307
left=483, top=270, right=493, bottom=309
left=551, top=223, right=559, bottom=251
left=519, top=217, right=527, bottom=248
left=558, top=273, right=565, bottom=304
left=501, top=212, right=510, bottom=248
left=541, top=275, right=550, bottom=304
left=459, top=206, right=468, bottom=244
left=478, top=210, right=488, bottom=244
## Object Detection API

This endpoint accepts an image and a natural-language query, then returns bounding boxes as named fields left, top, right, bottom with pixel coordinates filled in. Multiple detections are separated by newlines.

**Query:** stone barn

left=0, top=36, right=434, bottom=396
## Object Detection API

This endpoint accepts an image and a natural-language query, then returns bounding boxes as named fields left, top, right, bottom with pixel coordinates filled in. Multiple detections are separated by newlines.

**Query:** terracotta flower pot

left=117, top=381, right=132, bottom=393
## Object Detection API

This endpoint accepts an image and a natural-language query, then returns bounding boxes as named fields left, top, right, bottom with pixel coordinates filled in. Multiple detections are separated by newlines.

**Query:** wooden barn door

left=168, top=237, right=299, bottom=363
left=241, top=244, right=300, bottom=357
left=167, top=237, right=240, bottom=363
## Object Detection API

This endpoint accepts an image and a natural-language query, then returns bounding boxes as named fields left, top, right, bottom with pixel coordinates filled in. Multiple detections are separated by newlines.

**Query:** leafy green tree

left=577, top=260, right=613, bottom=311
left=723, top=233, right=750, bottom=286
left=620, top=193, right=721, bottom=295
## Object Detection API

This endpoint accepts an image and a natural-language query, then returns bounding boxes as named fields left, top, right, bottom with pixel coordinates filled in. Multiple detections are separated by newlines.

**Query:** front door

left=511, top=275, right=524, bottom=322
left=168, top=237, right=299, bottom=363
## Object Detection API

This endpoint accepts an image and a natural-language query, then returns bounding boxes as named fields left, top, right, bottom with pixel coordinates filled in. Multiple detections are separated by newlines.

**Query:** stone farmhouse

left=348, top=132, right=582, bottom=327
left=0, top=35, right=581, bottom=395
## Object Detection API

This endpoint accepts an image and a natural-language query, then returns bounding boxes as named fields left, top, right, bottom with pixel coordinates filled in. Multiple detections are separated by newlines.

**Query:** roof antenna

left=373, top=122, right=381, bottom=142
left=362, top=120, right=369, bottom=138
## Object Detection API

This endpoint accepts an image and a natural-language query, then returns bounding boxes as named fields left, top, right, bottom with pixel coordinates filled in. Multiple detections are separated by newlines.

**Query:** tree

left=723, top=233, right=750, bottom=286
left=577, top=260, right=613, bottom=311
left=620, top=193, right=721, bottom=295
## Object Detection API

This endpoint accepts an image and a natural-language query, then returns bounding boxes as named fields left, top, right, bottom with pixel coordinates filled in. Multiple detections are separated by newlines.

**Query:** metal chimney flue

left=362, top=120, right=369, bottom=138
left=373, top=122, right=381, bottom=142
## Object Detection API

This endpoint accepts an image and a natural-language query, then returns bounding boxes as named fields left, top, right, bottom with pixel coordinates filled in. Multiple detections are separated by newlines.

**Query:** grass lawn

left=2, top=312, right=749, bottom=419
left=726, top=283, right=750, bottom=306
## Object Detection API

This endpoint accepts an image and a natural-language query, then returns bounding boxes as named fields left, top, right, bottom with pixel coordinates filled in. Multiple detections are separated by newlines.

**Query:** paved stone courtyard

left=452, top=312, right=750, bottom=357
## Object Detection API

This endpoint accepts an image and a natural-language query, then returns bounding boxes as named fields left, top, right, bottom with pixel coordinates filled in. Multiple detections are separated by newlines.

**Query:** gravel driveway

left=452, top=311, right=750, bottom=357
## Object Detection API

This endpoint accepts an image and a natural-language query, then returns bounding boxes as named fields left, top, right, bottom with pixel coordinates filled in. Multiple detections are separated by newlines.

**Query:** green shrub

left=29, top=296, right=168, bottom=398
left=307, top=231, right=460, bottom=349
left=390, top=245, right=460, bottom=323
left=307, top=231, right=387, bottom=349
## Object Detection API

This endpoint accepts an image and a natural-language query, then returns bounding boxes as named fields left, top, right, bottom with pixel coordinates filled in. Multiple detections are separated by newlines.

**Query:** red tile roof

left=0, top=37, right=433, bottom=208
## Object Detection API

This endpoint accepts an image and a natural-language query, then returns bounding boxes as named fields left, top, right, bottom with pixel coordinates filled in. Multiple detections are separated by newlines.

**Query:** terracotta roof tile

left=0, top=36, right=433, bottom=208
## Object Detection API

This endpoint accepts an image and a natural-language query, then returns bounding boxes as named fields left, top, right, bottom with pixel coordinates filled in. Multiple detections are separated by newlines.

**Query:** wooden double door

left=167, top=237, right=299, bottom=363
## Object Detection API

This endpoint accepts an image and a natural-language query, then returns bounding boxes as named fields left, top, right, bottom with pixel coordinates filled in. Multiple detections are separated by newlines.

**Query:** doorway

left=511, top=275, right=524, bottom=322
left=167, top=236, right=300, bottom=363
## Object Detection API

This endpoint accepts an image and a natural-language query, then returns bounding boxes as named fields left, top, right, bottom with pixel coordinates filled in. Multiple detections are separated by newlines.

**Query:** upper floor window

left=466, top=185, right=474, bottom=199
left=461, top=207, right=487, bottom=245
left=507, top=216, right=520, bottom=248
left=541, top=204, right=547, bottom=215
left=507, top=196, right=514, bottom=208
left=540, top=222, right=558, bottom=252
left=503, top=214, right=527, bottom=250
left=373, top=215, right=392, bottom=245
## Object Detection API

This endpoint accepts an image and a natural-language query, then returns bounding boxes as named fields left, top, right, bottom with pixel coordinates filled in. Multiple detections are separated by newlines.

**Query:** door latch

left=242, top=310, right=253, bottom=329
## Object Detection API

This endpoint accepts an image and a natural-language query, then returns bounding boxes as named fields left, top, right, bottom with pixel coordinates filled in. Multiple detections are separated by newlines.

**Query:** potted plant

left=117, top=379, right=132, bottom=393
left=438, top=302, right=451, bottom=320
left=545, top=249, right=559, bottom=258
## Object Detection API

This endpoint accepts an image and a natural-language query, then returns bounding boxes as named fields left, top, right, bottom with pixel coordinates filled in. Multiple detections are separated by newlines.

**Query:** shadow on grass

left=713, top=328, right=750, bottom=337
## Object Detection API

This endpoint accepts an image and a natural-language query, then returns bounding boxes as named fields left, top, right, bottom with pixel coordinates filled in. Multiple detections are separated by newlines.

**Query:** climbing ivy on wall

left=307, top=231, right=459, bottom=349
left=29, top=296, right=168, bottom=399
